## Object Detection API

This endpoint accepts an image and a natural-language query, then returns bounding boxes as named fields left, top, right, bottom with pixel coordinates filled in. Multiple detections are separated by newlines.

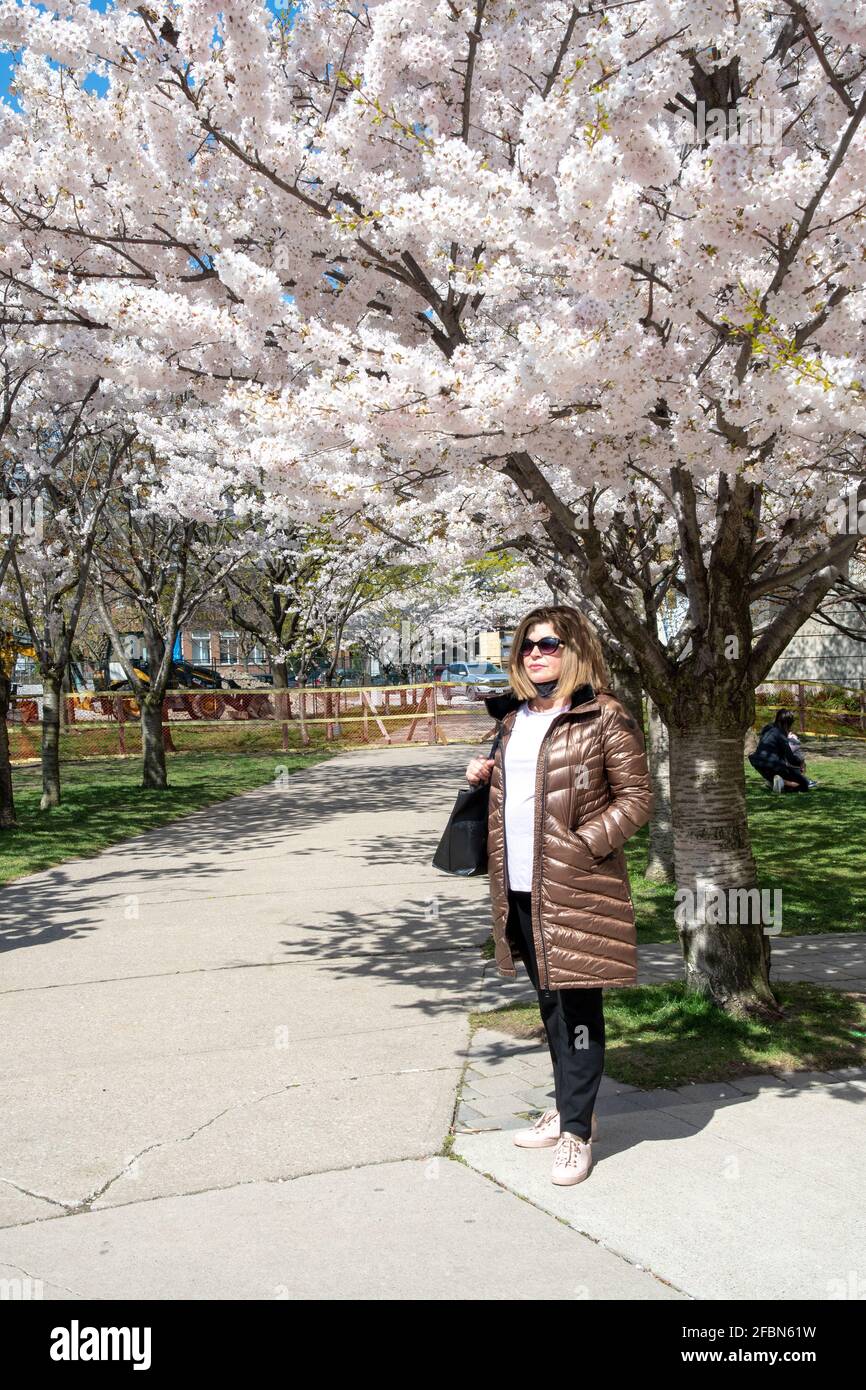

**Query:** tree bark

left=272, top=659, right=291, bottom=747
left=297, top=674, right=310, bottom=747
left=607, top=658, right=645, bottom=731
left=141, top=696, right=168, bottom=790
left=272, top=659, right=290, bottom=708
left=40, top=670, right=62, bottom=810
left=0, top=672, right=16, bottom=829
left=607, top=652, right=676, bottom=881
left=668, top=724, right=779, bottom=1020
left=645, top=700, right=674, bottom=882
left=61, top=665, right=72, bottom=724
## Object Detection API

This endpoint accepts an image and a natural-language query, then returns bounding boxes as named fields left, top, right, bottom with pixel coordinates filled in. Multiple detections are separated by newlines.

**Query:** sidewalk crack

left=0, top=1176, right=73, bottom=1213
left=78, top=1082, right=303, bottom=1211
left=0, top=1256, right=88, bottom=1300
left=2, top=1082, right=302, bottom=1218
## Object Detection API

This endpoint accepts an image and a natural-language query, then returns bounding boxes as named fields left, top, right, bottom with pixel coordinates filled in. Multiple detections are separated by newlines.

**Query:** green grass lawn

left=473, top=980, right=866, bottom=1090
left=8, top=721, right=336, bottom=761
left=0, top=749, right=334, bottom=884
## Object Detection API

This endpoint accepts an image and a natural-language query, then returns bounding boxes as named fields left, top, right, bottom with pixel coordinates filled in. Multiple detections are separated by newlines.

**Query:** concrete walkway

left=0, top=743, right=863, bottom=1299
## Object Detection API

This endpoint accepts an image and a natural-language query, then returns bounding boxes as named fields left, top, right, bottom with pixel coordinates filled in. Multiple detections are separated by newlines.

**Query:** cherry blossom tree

left=2, top=2, right=866, bottom=1015
left=91, top=445, right=242, bottom=789
left=221, top=515, right=430, bottom=731
left=0, top=310, right=63, bottom=828
left=0, top=568, right=18, bottom=829
left=345, top=548, right=551, bottom=680
left=9, top=396, right=128, bottom=809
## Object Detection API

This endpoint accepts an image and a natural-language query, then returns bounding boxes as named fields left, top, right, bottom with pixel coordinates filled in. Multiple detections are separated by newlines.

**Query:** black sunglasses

left=519, top=636, right=565, bottom=657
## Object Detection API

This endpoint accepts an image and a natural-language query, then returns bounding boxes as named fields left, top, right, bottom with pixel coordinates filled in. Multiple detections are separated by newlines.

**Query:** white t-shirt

left=503, top=701, right=569, bottom=891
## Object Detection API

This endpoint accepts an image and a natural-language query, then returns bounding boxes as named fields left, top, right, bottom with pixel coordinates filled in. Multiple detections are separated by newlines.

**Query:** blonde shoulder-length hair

left=507, top=605, right=611, bottom=702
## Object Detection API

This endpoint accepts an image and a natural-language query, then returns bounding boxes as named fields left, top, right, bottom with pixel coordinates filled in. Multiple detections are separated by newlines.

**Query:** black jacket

left=750, top=723, right=799, bottom=775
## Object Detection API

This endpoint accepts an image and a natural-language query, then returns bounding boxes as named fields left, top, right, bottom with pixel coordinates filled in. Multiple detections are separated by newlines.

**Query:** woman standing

left=465, top=605, right=653, bottom=1187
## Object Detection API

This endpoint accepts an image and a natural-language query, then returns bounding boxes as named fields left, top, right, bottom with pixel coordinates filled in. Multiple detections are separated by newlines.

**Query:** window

left=190, top=631, right=212, bottom=665
left=249, top=642, right=266, bottom=665
left=219, top=631, right=240, bottom=665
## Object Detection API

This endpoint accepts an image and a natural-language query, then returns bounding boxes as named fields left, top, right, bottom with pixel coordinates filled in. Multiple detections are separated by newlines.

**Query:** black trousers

left=506, top=888, right=605, bottom=1141
left=749, top=752, right=810, bottom=792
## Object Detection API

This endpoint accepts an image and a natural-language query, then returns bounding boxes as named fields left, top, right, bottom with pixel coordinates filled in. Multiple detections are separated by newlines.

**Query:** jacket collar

left=484, top=682, right=600, bottom=723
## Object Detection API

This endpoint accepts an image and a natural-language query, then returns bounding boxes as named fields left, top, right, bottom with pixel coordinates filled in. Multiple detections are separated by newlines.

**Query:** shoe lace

left=532, top=1107, right=558, bottom=1131
left=556, top=1132, right=586, bottom=1166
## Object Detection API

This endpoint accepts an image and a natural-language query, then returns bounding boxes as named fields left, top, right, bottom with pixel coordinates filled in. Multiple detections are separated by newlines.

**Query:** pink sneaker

left=551, top=1131, right=593, bottom=1186
left=513, top=1107, right=560, bottom=1148
left=513, top=1109, right=598, bottom=1148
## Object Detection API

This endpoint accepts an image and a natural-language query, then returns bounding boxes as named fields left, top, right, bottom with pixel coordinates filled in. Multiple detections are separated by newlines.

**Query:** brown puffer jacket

left=484, top=682, right=654, bottom=990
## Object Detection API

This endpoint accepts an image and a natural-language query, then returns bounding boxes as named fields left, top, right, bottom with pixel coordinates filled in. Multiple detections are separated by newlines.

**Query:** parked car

left=437, top=661, right=511, bottom=700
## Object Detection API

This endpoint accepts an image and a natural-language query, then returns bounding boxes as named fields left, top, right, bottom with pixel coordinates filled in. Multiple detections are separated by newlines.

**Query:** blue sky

left=0, top=1, right=292, bottom=109
left=1, top=0, right=111, bottom=108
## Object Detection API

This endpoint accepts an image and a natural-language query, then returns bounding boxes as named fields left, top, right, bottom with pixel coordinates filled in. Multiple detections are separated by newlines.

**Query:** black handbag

left=432, top=725, right=504, bottom=876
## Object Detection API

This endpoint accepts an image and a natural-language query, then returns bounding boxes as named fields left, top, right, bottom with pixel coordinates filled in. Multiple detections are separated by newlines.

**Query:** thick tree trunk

left=608, top=657, right=675, bottom=880
left=272, top=660, right=291, bottom=749
left=0, top=672, right=15, bottom=829
left=645, top=700, right=674, bottom=882
left=605, top=650, right=645, bottom=730
left=272, top=659, right=290, bottom=710
left=61, top=667, right=72, bottom=725
left=297, top=674, right=310, bottom=747
left=40, top=670, right=62, bottom=810
left=610, top=665, right=644, bottom=730
left=141, top=696, right=168, bottom=790
left=668, top=724, right=779, bottom=1020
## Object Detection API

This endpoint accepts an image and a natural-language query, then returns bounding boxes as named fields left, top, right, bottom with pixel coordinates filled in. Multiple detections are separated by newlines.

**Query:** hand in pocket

left=565, top=826, right=598, bottom=872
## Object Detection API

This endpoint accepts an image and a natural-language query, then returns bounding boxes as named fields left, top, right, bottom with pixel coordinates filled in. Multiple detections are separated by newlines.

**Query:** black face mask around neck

left=531, top=678, right=559, bottom=698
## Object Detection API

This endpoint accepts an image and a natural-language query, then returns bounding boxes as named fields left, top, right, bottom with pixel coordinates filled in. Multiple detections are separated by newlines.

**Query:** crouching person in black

left=749, top=709, right=812, bottom=793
